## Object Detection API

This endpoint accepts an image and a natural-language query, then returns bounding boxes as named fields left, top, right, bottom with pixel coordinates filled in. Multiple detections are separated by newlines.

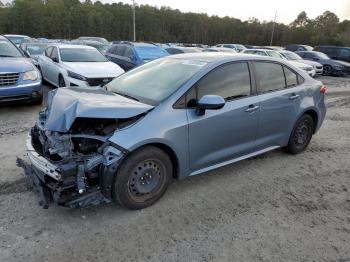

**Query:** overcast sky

left=98, top=0, right=350, bottom=24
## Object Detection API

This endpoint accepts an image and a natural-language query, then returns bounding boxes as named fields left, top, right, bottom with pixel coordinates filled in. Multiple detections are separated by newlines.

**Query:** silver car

left=25, top=53, right=327, bottom=209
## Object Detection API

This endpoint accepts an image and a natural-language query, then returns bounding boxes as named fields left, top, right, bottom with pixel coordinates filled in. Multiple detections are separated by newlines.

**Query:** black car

left=296, top=51, right=350, bottom=76
left=285, top=44, right=313, bottom=52
left=313, top=46, right=350, bottom=63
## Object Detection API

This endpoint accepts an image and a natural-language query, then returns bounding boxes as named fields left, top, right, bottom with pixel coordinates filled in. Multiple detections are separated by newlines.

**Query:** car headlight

left=23, top=70, right=39, bottom=81
left=68, top=71, right=87, bottom=81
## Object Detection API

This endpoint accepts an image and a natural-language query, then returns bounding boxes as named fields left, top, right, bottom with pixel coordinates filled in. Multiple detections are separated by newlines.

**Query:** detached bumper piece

left=25, top=132, right=123, bottom=209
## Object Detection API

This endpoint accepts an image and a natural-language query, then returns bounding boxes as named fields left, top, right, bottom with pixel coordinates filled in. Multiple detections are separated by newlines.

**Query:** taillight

left=320, top=86, right=328, bottom=94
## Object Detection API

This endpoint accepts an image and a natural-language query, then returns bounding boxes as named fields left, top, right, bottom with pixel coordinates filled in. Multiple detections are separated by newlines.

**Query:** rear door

left=186, top=62, right=260, bottom=171
left=46, top=47, right=60, bottom=85
left=40, top=46, right=53, bottom=80
left=253, top=61, right=301, bottom=149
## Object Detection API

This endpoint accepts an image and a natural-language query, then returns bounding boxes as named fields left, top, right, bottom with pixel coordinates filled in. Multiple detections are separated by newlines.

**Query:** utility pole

left=132, top=0, right=136, bottom=41
left=270, top=11, right=277, bottom=46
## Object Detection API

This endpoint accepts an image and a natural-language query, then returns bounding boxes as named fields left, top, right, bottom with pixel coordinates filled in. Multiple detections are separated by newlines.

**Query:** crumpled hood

left=0, top=57, right=34, bottom=73
left=63, top=61, right=124, bottom=78
left=44, top=87, right=154, bottom=132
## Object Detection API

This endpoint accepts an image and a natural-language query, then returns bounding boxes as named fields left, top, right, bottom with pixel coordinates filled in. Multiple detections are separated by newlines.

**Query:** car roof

left=47, top=44, right=96, bottom=49
left=169, top=52, right=282, bottom=63
left=4, top=34, right=30, bottom=38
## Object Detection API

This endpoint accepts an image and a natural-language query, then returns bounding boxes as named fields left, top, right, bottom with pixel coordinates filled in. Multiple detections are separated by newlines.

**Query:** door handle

left=245, top=105, right=260, bottom=113
left=289, top=94, right=300, bottom=100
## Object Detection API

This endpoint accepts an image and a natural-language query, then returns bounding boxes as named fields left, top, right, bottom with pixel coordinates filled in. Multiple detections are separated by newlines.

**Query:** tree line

left=0, top=0, right=349, bottom=46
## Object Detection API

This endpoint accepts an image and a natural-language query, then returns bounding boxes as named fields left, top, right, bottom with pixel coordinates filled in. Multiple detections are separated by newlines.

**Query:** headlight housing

left=23, top=70, right=39, bottom=81
left=68, top=71, right=87, bottom=81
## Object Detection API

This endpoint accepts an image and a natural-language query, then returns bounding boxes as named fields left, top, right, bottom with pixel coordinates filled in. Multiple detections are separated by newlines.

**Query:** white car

left=279, top=50, right=323, bottom=75
left=4, top=34, right=32, bottom=47
left=38, top=44, right=124, bottom=88
left=242, top=49, right=316, bottom=77
left=203, top=47, right=237, bottom=53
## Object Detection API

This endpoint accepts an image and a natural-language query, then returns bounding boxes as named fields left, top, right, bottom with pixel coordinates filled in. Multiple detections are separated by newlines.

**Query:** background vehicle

left=105, top=42, right=168, bottom=71
left=27, top=53, right=326, bottom=210
left=4, top=34, right=32, bottom=47
left=76, top=37, right=109, bottom=45
left=165, top=46, right=201, bottom=54
left=71, top=39, right=110, bottom=55
left=285, top=44, right=313, bottom=52
left=313, top=46, right=350, bottom=63
left=20, top=42, right=49, bottom=67
left=0, top=35, right=42, bottom=104
left=38, top=44, right=124, bottom=88
left=202, top=47, right=237, bottom=53
left=215, top=44, right=246, bottom=52
left=279, top=50, right=323, bottom=75
left=243, top=49, right=316, bottom=77
left=296, top=51, right=350, bottom=75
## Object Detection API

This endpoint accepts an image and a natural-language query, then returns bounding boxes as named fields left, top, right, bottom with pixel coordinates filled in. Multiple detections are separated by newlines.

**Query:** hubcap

left=294, top=120, right=310, bottom=145
left=129, top=161, right=162, bottom=197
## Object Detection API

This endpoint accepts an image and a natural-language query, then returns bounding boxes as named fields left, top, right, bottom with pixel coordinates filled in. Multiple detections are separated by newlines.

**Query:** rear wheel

left=113, top=146, right=172, bottom=210
left=285, top=114, right=314, bottom=154
left=58, top=75, right=66, bottom=87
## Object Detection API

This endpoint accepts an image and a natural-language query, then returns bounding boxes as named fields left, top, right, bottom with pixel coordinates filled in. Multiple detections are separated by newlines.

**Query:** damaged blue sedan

left=25, top=53, right=326, bottom=209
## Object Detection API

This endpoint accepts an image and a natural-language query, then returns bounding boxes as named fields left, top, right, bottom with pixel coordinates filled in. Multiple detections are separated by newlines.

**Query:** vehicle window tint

left=254, top=62, right=285, bottom=93
left=283, top=66, right=298, bottom=87
left=107, top=45, right=117, bottom=54
left=45, top=47, right=53, bottom=57
left=124, top=47, right=135, bottom=60
left=50, top=47, right=58, bottom=60
left=197, top=62, right=251, bottom=101
left=339, top=48, right=350, bottom=58
left=117, top=46, right=126, bottom=56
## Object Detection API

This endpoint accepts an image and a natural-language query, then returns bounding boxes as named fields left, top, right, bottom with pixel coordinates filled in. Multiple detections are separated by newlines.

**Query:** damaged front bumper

left=25, top=131, right=126, bottom=209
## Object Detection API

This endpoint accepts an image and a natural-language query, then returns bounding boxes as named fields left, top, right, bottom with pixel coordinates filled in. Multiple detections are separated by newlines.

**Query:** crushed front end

left=25, top=113, right=130, bottom=209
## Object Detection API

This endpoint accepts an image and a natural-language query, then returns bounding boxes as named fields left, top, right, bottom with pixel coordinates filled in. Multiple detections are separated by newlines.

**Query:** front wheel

left=285, top=114, right=314, bottom=154
left=113, top=146, right=173, bottom=210
left=323, top=65, right=332, bottom=76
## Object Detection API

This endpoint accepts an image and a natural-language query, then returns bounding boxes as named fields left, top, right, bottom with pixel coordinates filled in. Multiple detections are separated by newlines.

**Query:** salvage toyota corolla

left=25, top=53, right=327, bottom=209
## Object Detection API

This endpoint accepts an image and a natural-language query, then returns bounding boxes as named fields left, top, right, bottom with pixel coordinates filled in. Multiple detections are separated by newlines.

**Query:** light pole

left=132, top=0, right=136, bottom=41
left=270, top=11, right=277, bottom=46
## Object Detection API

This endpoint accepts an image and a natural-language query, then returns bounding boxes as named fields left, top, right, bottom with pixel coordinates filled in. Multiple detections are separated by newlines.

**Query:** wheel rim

left=293, top=119, right=311, bottom=146
left=128, top=160, right=164, bottom=201
left=324, top=66, right=331, bottom=75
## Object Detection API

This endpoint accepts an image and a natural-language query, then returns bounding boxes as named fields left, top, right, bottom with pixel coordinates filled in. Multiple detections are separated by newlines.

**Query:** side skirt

left=189, top=146, right=280, bottom=177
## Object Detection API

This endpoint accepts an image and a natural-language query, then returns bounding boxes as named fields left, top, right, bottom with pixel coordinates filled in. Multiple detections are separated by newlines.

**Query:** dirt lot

left=0, top=76, right=350, bottom=262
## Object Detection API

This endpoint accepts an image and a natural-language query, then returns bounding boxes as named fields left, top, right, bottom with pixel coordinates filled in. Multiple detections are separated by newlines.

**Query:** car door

left=40, top=46, right=53, bottom=80
left=123, top=46, right=137, bottom=70
left=253, top=61, right=301, bottom=150
left=186, top=62, right=260, bottom=171
left=46, top=47, right=60, bottom=85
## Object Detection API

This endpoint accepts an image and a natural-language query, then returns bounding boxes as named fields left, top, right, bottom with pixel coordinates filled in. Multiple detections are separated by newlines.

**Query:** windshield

left=106, top=58, right=207, bottom=105
left=282, top=52, right=302, bottom=60
left=6, top=36, right=29, bottom=45
left=0, top=40, right=23, bottom=57
left=26, top=45, right=47, bottom=55
left=267, top=50, right=282, bottom=59
left=135, top=46, right=168, bottom=61
left=314, top=52, right=330, bottom=59
left=60, top=48, right=108, bottom=62
left=78, top=37, right=109, bottom=45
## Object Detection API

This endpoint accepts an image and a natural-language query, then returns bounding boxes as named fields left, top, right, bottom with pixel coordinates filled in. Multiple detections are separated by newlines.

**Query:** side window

left=254, top=62, right=285, bottom=93
left=283, top=66, right=298, bottom=87
left=124, top=47, right=135, bottom=60
left=45, top=47, right=53, bottom=57
left=325, top=47, right=337, bottom=57
left=108, top=45, right=117, bottom=54
left=339, top=48, right=350, bottom=58
left=50, top=47, right=59, bottom=60
left=117, top=46, right=127, bottom=56
left=197, top=62, right=251, bottom=101
left=256, top=51, right=268, bottom=56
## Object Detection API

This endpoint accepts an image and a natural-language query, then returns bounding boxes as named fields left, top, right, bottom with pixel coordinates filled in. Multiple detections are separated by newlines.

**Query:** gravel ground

left=0, top=76, right=349, bottom=262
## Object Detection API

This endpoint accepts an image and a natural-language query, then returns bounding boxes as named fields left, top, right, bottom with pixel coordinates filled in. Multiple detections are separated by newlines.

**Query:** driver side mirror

left=196, top=95, right=225, bottom=116
left=52, top=57, right=59, bottom=63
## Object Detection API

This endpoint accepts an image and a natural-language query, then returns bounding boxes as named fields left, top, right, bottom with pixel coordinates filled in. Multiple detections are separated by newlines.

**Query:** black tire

left=113, top=146, right=173, bottom=210
left=323, top=65, right=332, bottom=76
left=58, top=75, right=66, bottom=87
left=285, top=114, right=314, bottom=154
